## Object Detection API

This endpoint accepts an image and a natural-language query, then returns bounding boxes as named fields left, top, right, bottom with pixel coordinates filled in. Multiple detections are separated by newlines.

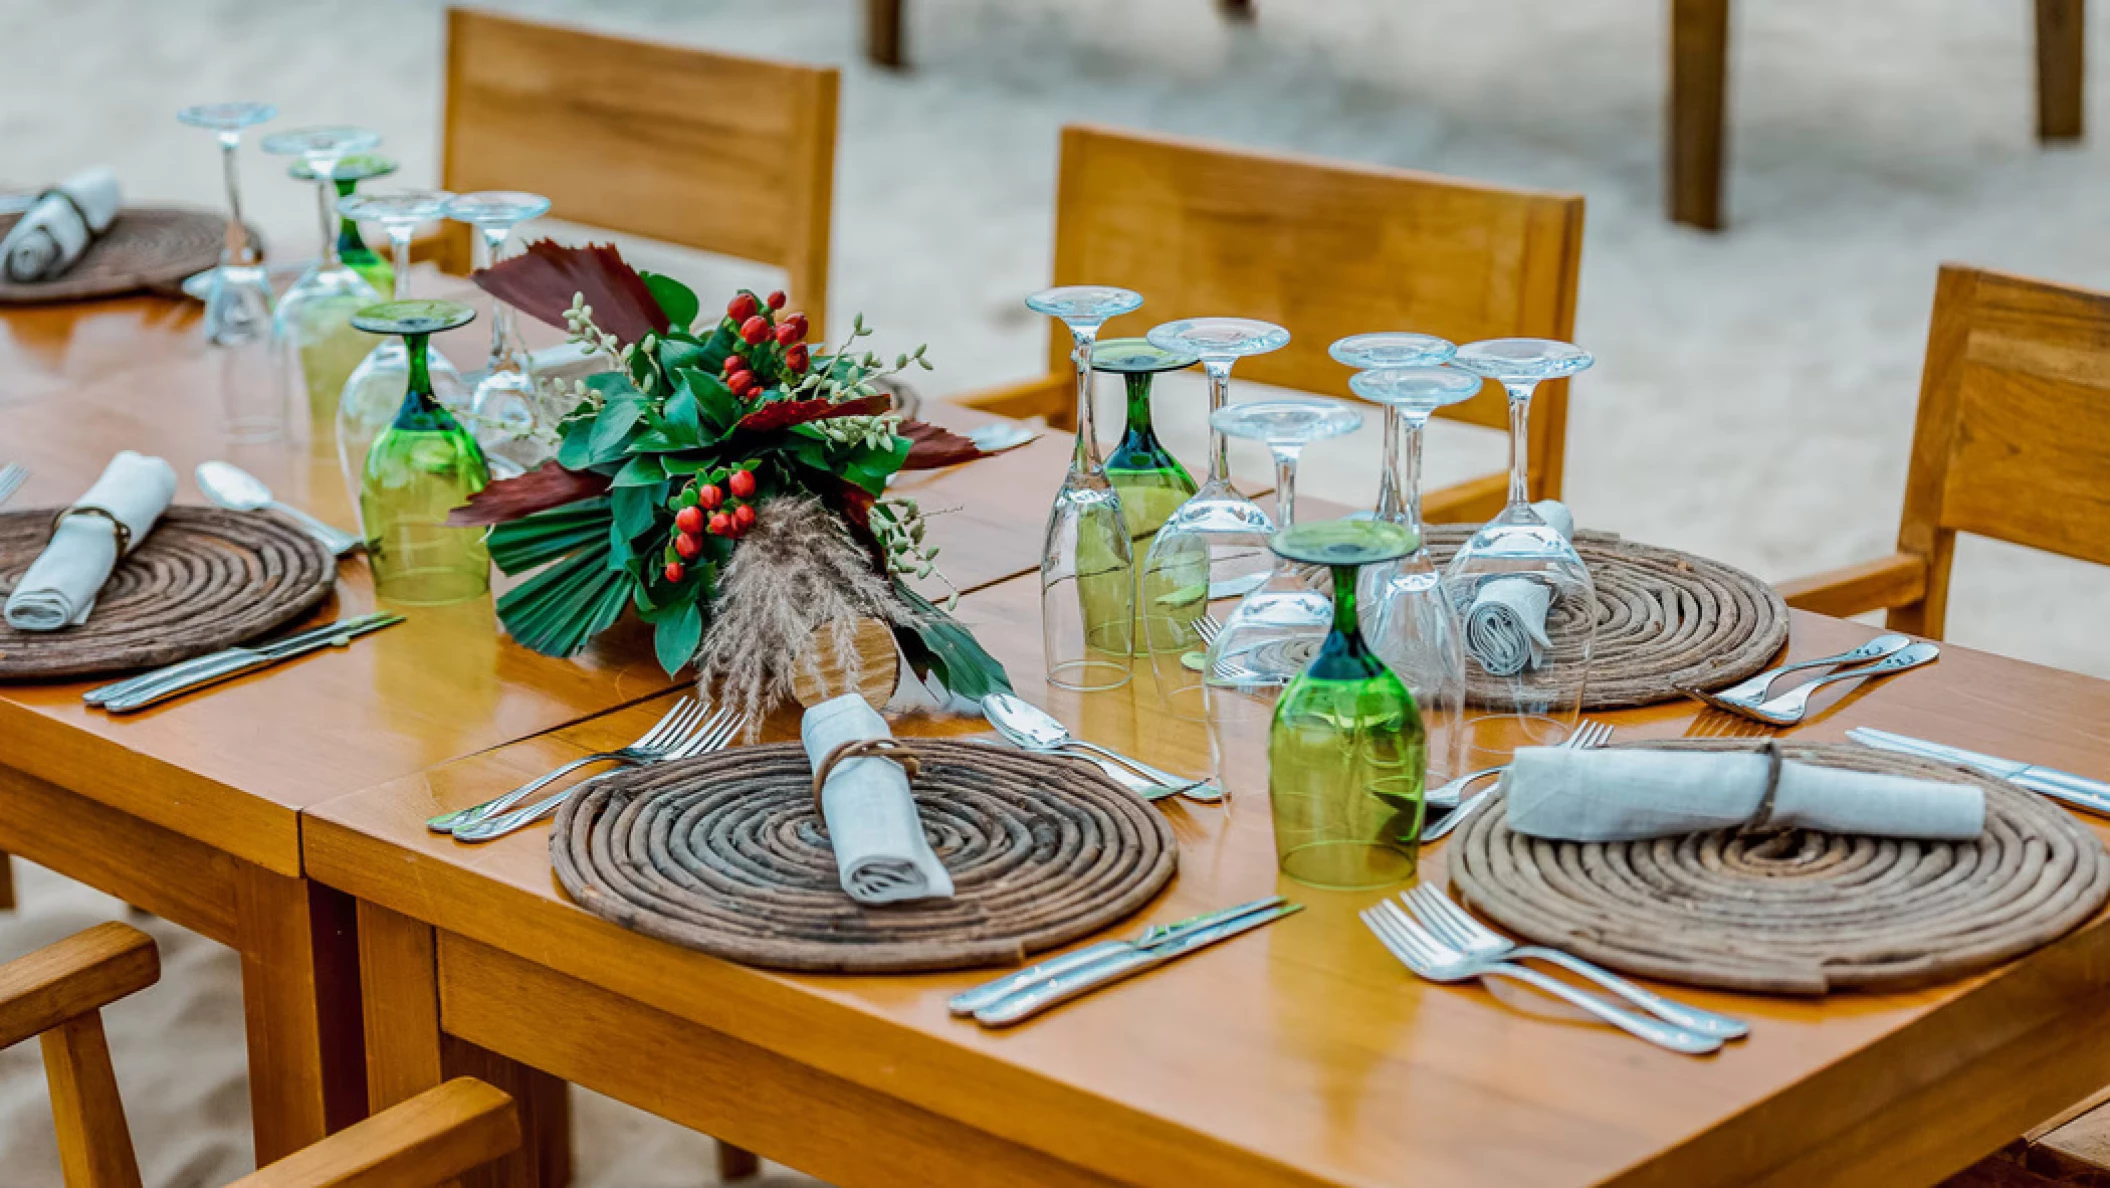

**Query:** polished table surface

left=306, top=567, right=2110, bottom=1187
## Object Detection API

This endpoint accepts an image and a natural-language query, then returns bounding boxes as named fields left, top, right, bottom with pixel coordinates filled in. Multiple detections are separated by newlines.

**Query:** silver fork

left=1360, top=900, right=1720, bottom=1055
left=1421, top=719, right=1613, bottom=843
left=1679, top=633, right=1912, bottom=714
left=1732, top=641, right=1941, bottom=727
left=1402, top=885, right=1748, bottom=1040
left=452, top=706, right=744, bottom=842
left=427, top=698, right=711, bottom=833
left=0, top=463, right=26, bottom=507
left=1192, top=615, right=1266, bottom=685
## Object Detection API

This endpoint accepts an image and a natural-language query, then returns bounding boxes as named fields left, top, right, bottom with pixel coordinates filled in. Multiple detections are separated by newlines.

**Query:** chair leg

left=2037, top=0, right=2085, bottom=140
left=42, top=1012, right=144, bottom=1188
left=717, top=1142, right=762, bottom=1181
left=866, top=0, right=905, bottom=69
left=1668, top=0, right=1731, bottom=230
left=1220, top=0, right=1256, bottom=20
left=0, top=851, right=15, bottom=910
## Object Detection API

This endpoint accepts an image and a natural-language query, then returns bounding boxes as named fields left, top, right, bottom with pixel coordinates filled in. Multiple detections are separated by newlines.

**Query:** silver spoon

left=980, top=692, right=1224, bottom=803
left=195, top=461, right=362, bottom=556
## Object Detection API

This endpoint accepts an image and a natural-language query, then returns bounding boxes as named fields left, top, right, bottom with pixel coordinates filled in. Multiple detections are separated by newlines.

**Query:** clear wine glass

left=334, top=189, right=466, bottom=522
left=1135, top=317, right=1289, bottom=720
left=177, top=102, right=280, bottom=441
left=443, top=190, right=553, bottom=475
left=1344, top=364, right=1480, bottom=786
left=293, top=152, right=399, bottom=295
left=1025, top=285, right=1143, bottom=692
left=1442, top=338, right=1596, bottom=765
left=262, top=126, right=382, bottom=449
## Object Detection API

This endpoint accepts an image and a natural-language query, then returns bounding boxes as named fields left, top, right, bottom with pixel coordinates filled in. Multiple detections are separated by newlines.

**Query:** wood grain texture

left=42, top=1013, right=144, bottom=1188
left=444, top=8, right=839, bottom=336
left=229, top=1078, right=519, bottom=1188
left=1668, top=0, right=1731, bottom=230
left=306, top=568, right=2110, bottom=1188
left=2037, top=0, right=2087, bottom=141
left=0, top=922, right=158, bottom=1050
left=235, top=865, right=368, bottom=1163
left=1787, top=265, right=2110, bottom=638
left=953, top=124, right=1584, bottom=510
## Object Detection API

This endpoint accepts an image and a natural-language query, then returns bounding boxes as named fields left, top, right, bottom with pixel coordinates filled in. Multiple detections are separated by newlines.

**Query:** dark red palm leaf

left=447, top=461, right=613, bottom=526
left=900, top=420, right=992, bottom=470
left=472, top=240, right=669, bottom=342
left=734, top=394, right=889, bottom=434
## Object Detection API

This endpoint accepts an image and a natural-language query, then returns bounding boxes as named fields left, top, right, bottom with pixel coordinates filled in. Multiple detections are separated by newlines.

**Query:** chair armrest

left=1422, top=472, right=1511, bottom=528
left=403, top=222, right=476, bottom=277
left=0, top=923, right=159, bottom=1051
left=951, top=373, right=1074, bottom=428
left=230, top=1078, right=519, bottom=1188
left=1777, top=553, right=1929, bottom=619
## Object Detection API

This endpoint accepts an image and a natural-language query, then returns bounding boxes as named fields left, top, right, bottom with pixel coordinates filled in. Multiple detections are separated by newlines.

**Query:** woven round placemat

left=551, top=739, right=1179, bottom=973
left=0, top=506, right=336, bottom=680
left=1446, top=739, right=2110, bottom=994
left=0, top=207, right=244, bottom=305
left=1423, top=525, right=1788, bottom=710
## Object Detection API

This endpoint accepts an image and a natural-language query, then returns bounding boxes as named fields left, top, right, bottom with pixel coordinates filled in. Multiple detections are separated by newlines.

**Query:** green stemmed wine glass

left=1091, top=338, right=1200, bottom=542
left=1267, top=519, right=1425, bottom=890
left=350, top=300, right=492, bottom=607
left=291, top=152, right=399, bottom=299
left=263, top=127, right=383, bottom=445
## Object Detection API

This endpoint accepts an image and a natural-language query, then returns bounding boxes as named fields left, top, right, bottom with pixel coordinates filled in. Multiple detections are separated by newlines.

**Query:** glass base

left=1278, top=840, right=1417, bottom=891
left=1047, top=657, right=1132, bottom=693
left=1462, top=712, right=1572, bottom=769
left=373, top=563, right=491, bottom=607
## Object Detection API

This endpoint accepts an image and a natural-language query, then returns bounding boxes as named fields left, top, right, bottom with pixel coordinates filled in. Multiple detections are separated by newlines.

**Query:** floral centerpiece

left=450, top=241, right=1009, bottom=723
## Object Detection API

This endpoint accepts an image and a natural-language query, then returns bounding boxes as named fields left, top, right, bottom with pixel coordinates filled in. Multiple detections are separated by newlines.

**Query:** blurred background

left=5, top=0, right=2109, bottom=1181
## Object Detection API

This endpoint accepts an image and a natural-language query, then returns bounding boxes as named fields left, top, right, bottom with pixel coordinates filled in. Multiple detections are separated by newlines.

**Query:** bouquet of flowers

left=449, top=241, right=1009, bottom=723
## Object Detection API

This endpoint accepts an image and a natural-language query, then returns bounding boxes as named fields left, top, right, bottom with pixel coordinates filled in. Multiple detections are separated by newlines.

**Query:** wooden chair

left=427, top=7, right=840, bottom=335
left=0, top=921, right=519, bottom=1186
left=955, top=124, right=1586, bottom=525
left=1780, top=264, right=2110, bottom=637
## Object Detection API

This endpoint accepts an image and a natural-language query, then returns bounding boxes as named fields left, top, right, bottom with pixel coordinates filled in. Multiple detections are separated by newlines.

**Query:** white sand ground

left=6, top=0, right=2110, bottom=1181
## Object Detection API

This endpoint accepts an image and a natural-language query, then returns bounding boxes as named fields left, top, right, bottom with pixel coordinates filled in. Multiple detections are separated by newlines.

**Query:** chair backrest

left=1048, top=124, right=1585, bottom=511
left=1890, top=264, right=2110, bottom=636
left=441, top=7, right=840, bottom=334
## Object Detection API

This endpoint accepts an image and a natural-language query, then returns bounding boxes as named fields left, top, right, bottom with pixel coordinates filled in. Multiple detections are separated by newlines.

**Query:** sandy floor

left=8, top=0, right=2110, bottom=1181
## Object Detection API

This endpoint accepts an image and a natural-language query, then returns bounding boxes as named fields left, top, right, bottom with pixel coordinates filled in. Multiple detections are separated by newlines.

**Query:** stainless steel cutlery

left=1683, top=637, right=1938, bottom=726
left=0, top=462, right=26, bottom=507
left=1847, top=727, right=2110, bottom=817
left=195, top=461, right=362, bottom=556
left=948, top=896, right=1287, bottom=1017
left=1421, top=719, right=1614, bottom=843
left=1679, top=633, right=1912, bottom=714
left=980, top=691, right=1223, bottom=803
left=430, top=698, right=727, bottom=834
left=83, top=613, right=403, bottom=712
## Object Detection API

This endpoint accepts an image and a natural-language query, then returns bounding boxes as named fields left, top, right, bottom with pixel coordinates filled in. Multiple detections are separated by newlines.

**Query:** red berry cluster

left=660, top=466, right=760, bottom=583
left=716, top=290, right=811, bottom=401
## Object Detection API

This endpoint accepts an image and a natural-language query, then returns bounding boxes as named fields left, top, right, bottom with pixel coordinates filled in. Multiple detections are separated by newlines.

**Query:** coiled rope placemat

left=552, top=739, right=1178, bottom=973
left=0, top=207, right=246, bottom=304
left=0, top=507, right=336, bottom=680
left=1423, top=525, right=1788, bottom=710
left=1446, top=739, right=2110, bottom=994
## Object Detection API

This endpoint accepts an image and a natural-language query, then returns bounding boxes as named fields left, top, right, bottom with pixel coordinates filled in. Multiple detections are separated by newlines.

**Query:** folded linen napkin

left=802, top=694, right=955, bottom=904
left=1, top=167, right=120, bottom=283
left=1503, top=745, right=1985, bottom=842
left=1463, top=500, right=1575, bottom=677
left=3, top=451, right=176, bottom=631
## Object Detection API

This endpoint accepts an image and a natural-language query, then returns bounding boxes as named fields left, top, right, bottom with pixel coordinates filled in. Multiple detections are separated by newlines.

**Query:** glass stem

left=1271, top=445, right=1301, bottom=528
left=388, top=226, right=415, bottom=301
left=218, top=132, right=254, bottom=266
left=1069, top=326, right=1102, bottom=477
left=404, top=332, right=435, bottom=411
left=1123, top=372, right=1153, bottom=441
left=482, top=225, right=521, bottom=372
left=1330, top=563, right=1361, bottom=639
left=1505, top=381, right=1537, bottom=509
left=1401, top=414, right=1428, bottom=539
left=1375, top=407, right=1405, bottom=523
left=314, top=173, right=341, bottom=267
left=1203, top=361, right=1232, bottom=485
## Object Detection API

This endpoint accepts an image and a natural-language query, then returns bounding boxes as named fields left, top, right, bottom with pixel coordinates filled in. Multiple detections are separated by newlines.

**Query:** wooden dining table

left=0, top=278, right=1074, bottom=1164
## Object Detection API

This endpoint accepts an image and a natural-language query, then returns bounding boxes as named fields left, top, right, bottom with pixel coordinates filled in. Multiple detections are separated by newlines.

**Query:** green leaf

left=556, top=415, right=599, bottom=470
left=612, top=453, right=669, bottom=487
left=494, top=548, right=632, bottom=658
left=641, top=272, right=700, bottom=331
left=657, top=336, right=708, bottom=376
left=610, top=483, right=658, bottom=545
left=675, top=367, right=742, bottom=438
left=892, top=583, right=1011, bottom=699
left=654, top=601, right=704, bottom=674
left=662, top=384, right=702, bottom=445
left=587, top=396, right=646, bottom=462
left=485, top=498, right=613, bottom=575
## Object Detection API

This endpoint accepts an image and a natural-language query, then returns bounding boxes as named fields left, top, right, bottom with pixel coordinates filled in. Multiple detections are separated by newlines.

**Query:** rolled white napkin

left=801, top=694, right=955, bottom=904
left=3, top=451, right=176, bottom=631
left=1, top=167, right=120, bottom=283
left=1503, top=745, right=1985, bottom=842
left=1464, top=500, right=1575, bottom=677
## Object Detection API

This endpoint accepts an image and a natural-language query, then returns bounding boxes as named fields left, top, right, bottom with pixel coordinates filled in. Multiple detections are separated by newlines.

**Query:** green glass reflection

left=337, top=176, right=394, bottom=295
left=1267, top=520, right=1425, bottom=889
left=1093, top=338, right=1199, bottom=544
left=353, top=300, right=491, bottom=606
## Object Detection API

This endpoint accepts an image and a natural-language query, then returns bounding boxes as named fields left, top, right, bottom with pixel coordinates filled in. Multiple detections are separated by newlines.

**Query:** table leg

left=234, top=864, right=367, bottom=1163
left=866, top=0, right=905, bottom=69
left=1668, top=0, right=1730, bottom=230
left=2037, top=0, right=2085, bottom=140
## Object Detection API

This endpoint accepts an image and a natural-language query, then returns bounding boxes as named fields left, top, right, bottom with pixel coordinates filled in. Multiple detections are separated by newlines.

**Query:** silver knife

left=84, top=613, right=398, bottom=706
left=1847, top=727, right=2110, bottom=817
left=973, top=902, right=1303, bottom=1027
left=948, top=896, right=1287, bottom=1016
left=99, top=613, right=404, bottom=713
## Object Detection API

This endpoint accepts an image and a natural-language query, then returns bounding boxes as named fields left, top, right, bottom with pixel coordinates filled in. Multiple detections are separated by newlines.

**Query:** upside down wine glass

left=1026, top=286, right=1142, bottom=691
left=335, top=190, right=468, bottom=521
left=1266, top=519, right=1425, bottom=889
left=1137, top=318, right=1290, bottom=720
left=263, top=126, right=382, bottom=447
left=1343, top=363, right=1478, bottom=786
left=177, top=102, right=280, bottom=441
left=1442, top=338, right=1596, bottom=765
left=1092, top=338, right=1200, bottom=543
left=350, top=299, right=492, bottom=607
left=443, top=190, right=554, bottom=475
left=300, top=152, right=399, bottom=294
